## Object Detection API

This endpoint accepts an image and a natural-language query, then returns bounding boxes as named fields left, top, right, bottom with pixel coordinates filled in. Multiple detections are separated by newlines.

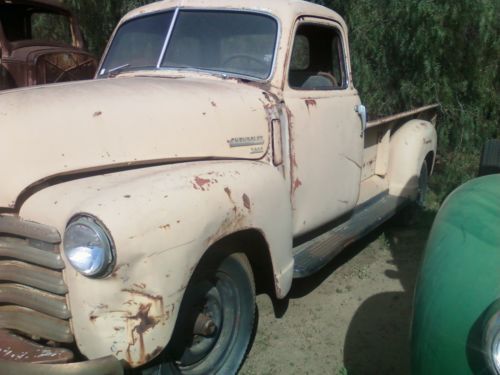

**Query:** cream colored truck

left=0, top=0, right=437, bottom=373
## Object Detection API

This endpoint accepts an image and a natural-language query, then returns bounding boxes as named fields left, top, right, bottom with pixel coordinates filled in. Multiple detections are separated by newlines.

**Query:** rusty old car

left=0, top=0, right=437, bottom=373
left=0, top=0, right=97, bottom=90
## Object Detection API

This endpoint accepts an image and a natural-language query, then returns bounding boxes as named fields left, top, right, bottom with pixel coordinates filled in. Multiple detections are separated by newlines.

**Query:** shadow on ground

left=341, top=208, right=436, bottom=375
left=268, top=207, right=437, bottom=375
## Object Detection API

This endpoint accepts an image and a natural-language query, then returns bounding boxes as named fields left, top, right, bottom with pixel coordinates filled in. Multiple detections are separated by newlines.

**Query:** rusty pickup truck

left=0, top=0, right=97, bottom=90
left=0, top=0, right=437, bottom=374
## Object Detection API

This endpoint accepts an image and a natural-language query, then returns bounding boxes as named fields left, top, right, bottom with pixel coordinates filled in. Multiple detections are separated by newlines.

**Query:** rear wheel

left=144, top=252, right=255, bottom=375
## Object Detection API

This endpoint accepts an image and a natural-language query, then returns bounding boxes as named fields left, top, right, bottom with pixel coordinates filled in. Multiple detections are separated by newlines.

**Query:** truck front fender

left=20, top=160, right=294, bottom=367
left=387, top=119, right=437, bottom=198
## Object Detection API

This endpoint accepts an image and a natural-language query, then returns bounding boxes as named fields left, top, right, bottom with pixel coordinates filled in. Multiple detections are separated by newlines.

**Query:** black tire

left=143, top=252, right=255, bottom=375
left=478, top=139, right=500, bottom=176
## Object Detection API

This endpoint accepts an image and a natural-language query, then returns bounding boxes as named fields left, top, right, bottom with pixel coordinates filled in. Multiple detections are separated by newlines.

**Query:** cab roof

left=121, top=0, right=344, bottom=28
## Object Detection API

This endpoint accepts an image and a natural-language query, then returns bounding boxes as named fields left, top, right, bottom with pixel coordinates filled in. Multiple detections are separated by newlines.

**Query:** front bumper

left=0, top=326, right=124, bottom=374
left=1, top=356, right=124, bottom=375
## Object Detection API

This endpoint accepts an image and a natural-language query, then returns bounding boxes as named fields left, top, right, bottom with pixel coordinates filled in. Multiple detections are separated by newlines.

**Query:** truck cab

left=0, top=1, right=437, bottom=373
left=0, top=0, right=97, bottom=90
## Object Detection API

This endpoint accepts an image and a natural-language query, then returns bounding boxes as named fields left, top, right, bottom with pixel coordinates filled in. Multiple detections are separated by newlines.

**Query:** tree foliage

left=319, top=0, right=499, bottom=151
left=65, top=0, right=499, bottom=151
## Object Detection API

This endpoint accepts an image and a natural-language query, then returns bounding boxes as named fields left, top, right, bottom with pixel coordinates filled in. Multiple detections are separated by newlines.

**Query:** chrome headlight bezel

left=63, top=214, right=115, bottom=278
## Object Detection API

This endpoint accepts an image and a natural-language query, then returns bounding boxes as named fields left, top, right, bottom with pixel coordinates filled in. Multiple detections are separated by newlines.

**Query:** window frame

left=286, top=18, right=349, bottom=92
left=98, top=7, right=281, bottom=83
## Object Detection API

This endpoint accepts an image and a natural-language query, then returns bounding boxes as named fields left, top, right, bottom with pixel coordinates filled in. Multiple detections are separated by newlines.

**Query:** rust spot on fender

left=242, top=193, right=251, bottom=211
left=207, top=209, right=246, bottom=245
left=193, top=176, right=212, bottom=191
left=93, top=111, right=102, bottom=117
left=111, top=263, right=130, bottom=279
left=125, top=303, right=157, bottom=365
left=122, top=289, right=163, bottom=303
left=292, top=178, right=302, bottom=194
left=131, top=303, right=157, bottom=335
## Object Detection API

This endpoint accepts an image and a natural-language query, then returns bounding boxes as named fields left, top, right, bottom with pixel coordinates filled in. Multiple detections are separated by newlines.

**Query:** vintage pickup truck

left=0, top=0, right=437, bottom=373
left=0, top=0, right=97, bottom=90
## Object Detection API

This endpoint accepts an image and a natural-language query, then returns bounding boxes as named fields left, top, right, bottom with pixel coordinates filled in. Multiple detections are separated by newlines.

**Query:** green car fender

left=412, top=174, right=500, bottom=374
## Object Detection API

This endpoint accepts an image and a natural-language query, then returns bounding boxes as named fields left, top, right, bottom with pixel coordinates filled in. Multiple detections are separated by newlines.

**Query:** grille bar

left=0, top=260, right=67, bottom=295
left=0, top=306, right=73, bottom=343
left=0, top=215, right=73, bottom=355
left=0, top=237, right=64, bottom=269
left=0, top=284, right=70, bottom=319
left=0, top=216, right=60, bottom=244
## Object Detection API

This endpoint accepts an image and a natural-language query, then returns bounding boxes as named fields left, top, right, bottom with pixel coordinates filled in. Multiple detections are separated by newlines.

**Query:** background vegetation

left=65, top=0, right=498, bottom=199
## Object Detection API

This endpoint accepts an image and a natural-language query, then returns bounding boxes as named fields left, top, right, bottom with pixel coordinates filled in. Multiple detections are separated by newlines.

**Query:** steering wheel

left=317, top=71, right=339, bottom=87
left=222, top=54, right=267, bottom=69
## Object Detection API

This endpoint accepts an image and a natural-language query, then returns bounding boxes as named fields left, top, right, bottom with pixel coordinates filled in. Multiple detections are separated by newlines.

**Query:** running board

left=292, top=194, right=405, bottom=278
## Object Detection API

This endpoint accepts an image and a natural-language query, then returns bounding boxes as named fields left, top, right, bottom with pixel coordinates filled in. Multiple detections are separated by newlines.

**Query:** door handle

left=355, top=104, right=367, bottom=137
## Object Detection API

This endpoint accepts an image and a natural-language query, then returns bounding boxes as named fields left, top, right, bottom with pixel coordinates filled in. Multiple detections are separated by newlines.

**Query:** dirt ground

left=240, top=211, right=435, bottom=375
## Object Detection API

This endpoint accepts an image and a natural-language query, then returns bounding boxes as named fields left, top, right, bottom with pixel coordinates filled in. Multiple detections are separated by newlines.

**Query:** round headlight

left=63, top=215, right=115, bottom=277
left=484, top=310, right=500, bottom=374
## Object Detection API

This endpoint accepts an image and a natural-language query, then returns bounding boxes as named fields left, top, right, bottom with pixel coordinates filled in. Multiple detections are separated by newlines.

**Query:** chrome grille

left=0, top=215, right=73, bottom=344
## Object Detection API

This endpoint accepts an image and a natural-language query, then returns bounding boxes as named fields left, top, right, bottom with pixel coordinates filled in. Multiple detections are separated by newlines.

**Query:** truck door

left=283, top=18, right=364, bottom=236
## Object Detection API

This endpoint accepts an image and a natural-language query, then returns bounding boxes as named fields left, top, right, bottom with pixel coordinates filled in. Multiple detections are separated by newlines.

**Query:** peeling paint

left=292, top=178, right=302, bottom=194
left=305, top=99, right=317, bottom=111
left=193, top=176, right=212, bottom=191
left=242, top=193, right=251, bottom=211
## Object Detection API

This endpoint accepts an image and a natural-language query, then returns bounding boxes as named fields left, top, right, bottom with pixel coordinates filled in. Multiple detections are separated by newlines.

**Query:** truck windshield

left=0, top=4, right=72, bottom=45
left=100, top=10, right=278, bottom=80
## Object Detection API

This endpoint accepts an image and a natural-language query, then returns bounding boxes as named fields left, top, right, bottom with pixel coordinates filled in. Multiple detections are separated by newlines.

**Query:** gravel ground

left=239, top=214, right=434, bottom=375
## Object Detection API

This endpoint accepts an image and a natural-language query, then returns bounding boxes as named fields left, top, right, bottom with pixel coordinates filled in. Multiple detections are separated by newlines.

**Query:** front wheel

left=145, top=252, right=255, bottom=375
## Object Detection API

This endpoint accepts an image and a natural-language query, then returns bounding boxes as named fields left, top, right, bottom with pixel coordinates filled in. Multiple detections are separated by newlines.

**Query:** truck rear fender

left=387, top=119, right=437, bottom=198
left=19, top=160, right=294, bottom=367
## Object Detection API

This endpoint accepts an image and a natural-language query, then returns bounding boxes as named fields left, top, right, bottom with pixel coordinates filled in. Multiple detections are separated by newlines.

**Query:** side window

left=288, top=23, right=347, bottom=90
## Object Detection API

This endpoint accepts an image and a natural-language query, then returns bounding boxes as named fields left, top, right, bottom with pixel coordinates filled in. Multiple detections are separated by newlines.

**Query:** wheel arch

left=199, top=229, right=278, bottom=299
left=387, top=119, right=437, bottom=199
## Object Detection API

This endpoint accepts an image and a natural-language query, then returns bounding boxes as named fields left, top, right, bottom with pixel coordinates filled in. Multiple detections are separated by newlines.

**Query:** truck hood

left=0, top=76, right=271, bottom=209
